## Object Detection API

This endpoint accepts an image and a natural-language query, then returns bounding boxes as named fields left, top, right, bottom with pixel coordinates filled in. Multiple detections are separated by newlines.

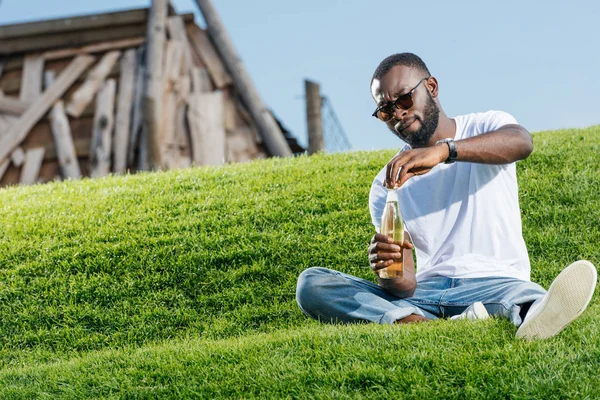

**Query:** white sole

left=516, top=260, right=597, bottom=339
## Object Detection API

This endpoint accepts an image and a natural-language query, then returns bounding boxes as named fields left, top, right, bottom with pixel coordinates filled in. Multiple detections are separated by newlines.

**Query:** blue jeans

left=296, top=267, right=547, bottom=326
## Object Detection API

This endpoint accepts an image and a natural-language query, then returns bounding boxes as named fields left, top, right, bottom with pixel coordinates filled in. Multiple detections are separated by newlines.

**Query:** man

left=295, top=52, right=597, bottom=339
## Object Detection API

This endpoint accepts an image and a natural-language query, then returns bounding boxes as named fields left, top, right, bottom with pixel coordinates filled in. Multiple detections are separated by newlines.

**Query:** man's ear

left=427, top=76, right=439, bottom=98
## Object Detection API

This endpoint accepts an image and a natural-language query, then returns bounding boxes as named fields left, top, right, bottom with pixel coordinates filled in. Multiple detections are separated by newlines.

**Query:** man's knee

left=296, top=267, right=335, bottom=313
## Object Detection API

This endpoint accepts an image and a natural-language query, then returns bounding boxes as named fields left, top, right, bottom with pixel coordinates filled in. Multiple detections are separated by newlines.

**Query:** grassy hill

left=0, top=126, right=598, bottom=398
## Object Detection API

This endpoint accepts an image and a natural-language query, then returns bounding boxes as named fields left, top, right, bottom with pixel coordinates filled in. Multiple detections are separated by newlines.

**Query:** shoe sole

left=516, top=260, right=597, bottom=339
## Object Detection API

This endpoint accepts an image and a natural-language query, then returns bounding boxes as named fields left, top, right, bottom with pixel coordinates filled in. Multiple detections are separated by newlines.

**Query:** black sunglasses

left=372, top=77, right=429, bottom=122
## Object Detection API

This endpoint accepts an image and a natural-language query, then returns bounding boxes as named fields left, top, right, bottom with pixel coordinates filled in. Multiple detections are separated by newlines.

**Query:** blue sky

left=1, top=0, right=599, bottom=150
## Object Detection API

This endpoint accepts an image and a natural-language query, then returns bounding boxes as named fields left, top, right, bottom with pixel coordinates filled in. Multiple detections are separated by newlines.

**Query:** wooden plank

left=144, top=0, right=168, bottom=170
left=20, top=147, right=45, bottom=185
left=0, top=9, right=195, bottom=40
left=167, top=16, right=193, bottom=74
left=0, top=24, right=147, bottom=55
left=128, top=46, right=146, bottom=167
left=160, top=41, right=185, bottom=169
left=190, top=66, right=212, bottom=93
left=0, top=9, right=149, bottom=40
left=66, top=51, right=121, bottom=118
left=185, top=24, right=232, bottom=89
left=113, top=48, right=137, bottom=174
left=90, top=79, right=116, bottom=177
left=0, top=55, right=96, bottom=162
left=192, top=0, right=292, bottom=157
left=0, top=158, right=9, bottom=181
left=187, top=90, right=225, bottom=165
left=19, top=54, right=44, bottom=102
left=0, top=113, right=17, bottom=135
left=0, top=94, right=29, bottom=115
left=44, top=37, right=146, bottom=62
left=11, top=147, right=25, bottom=167
left=49, top=101, right=82, bottom=179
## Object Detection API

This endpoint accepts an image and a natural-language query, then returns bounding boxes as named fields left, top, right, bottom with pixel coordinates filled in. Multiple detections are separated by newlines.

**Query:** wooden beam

left=20, top=54, right=44, bottom=102
left=0, top=54, right=96, bottom=162
left=49, top=101, right=82, bottom=179
left=128, top=46, right=146, bottom=167
left=66, top=51, right=121, bottom=118
left=44, top=37, right=146, bottom=62
left=113, top=48, right=137, bottom=174
left=11, top=147, right=25, bottom=167
left=185, top=24, right=231, bottom=89
left=305, top=79, right=324, bottom=155
left=187, top=91, right=225, bottom=165
left=0, top=94, right=29, bottom=115
left=0, top=158, right=9, bottom=181
left=90, top=79, right=116, bottom=177
left=0, top=9, right=195, bottom=40
left=167, top=16, right=193, bottom=74
left=160, top=40, right=184, bottom=169
left=144, top=0, right=168, bottom=170
left=191, top=66, right=212, bottom=93
left=192, top=0, right=292, bottom=157
left=0, top=25, right=147, bottom=55
left=20, top=147, right=45, bottom=185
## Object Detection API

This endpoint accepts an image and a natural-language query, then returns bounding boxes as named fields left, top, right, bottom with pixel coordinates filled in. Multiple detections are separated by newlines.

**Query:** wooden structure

left=0, top=6, right=300, bottom=187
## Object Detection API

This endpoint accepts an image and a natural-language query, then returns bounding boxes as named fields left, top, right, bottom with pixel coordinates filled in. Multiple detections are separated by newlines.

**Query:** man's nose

left=392, top=106, right=408, bottom=120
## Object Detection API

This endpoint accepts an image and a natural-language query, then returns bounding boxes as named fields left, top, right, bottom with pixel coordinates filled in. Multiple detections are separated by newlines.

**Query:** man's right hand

left=368, top=233, right=413, bottom=275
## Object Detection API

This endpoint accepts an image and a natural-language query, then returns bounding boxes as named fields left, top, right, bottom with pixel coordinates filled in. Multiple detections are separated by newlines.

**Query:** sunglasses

left=372, top=77, right=429, bottom=122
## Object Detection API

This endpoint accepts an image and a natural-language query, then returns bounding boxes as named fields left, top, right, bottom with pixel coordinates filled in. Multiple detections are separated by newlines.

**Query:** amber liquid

left=379, top=197, right=404, bottom=279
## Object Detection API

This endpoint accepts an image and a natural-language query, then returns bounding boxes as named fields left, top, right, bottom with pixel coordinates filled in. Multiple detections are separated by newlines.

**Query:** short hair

left=371, top=53, right=431, bottom=86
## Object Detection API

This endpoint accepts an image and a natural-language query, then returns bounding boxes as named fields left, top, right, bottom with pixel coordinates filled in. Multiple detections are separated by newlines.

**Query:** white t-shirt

left=369, top=110, right=531, bottom=282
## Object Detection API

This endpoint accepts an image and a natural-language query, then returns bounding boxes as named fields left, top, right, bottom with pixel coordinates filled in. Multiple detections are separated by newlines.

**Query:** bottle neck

left=386, top=188, right=398, bottom=202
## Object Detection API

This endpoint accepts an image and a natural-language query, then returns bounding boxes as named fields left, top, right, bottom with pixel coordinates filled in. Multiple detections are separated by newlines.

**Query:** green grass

left=0, top=125, right=598, bottom=398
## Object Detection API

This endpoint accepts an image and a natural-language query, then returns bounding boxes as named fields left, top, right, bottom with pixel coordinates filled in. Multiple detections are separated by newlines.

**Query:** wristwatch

left=435, top=138, right=458, bottom=164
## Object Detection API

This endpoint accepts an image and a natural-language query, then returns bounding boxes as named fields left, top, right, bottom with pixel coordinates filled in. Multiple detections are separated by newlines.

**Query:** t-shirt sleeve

left=480, top=110, right=519, bottom=133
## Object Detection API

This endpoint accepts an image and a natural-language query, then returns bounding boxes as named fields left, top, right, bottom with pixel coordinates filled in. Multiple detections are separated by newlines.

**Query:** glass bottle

left=379, top=189, right=404, bottom=279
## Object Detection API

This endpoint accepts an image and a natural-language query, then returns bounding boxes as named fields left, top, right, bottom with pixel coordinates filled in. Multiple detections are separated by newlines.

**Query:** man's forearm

left=452, top=124, right=533, bottom=164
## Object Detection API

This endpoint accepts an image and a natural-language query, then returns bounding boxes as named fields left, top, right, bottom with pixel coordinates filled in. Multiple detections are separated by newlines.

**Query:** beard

left=389, top=93, right=440, bottom=148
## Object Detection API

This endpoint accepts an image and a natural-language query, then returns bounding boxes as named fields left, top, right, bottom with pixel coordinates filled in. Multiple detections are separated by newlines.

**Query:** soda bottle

left=379, top=188, right=404, bottom=279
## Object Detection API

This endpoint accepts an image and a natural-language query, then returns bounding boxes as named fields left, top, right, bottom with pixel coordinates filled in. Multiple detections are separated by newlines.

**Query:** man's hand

left=384, top=144, right=448, bottom=189
left=368, top=233, right=413, bottom=273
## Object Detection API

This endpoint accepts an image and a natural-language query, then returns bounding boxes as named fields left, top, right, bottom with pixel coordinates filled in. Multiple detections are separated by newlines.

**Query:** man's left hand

left=384, top=143, right=449, bottom=189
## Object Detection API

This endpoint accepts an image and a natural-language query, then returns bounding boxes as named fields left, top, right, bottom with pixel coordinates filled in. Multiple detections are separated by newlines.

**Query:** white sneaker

left=516, top=260, right=597, bottom=339
left=450, top=301, right=490, bottom=321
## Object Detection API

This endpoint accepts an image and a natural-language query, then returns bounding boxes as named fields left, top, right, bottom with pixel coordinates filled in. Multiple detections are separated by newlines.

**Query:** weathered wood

left=113, top=48, right=137, bottom=173
left=11, top=147, right=25, bottom=167
left=0, top=24, right=148, bottom=55
left=167, top=16, right=193, bottom=74
left=0, top=9, right=195, bottom=41
left=20, top=54, right=44, bottom=102
left=0, top=158, right=9, bottom=181
left=185, top=23, right=231, bottom=89
left=90, top=79, right=116, bottom=177
left=0, top=113, right=17, bottom=135
left=44, top=37, right=146, bottom=62
left=144, top=0, right=168, bottom=170
left=192, top=0, right=292, bottom=157
left=20, top=147, right=45, bottom=185
left=305, top=79, right=324, bottom=155
left=187, top=90, right=225, bottom=165
left=49, top=101, right=82, bottom=179
left=0, top=94, right=29, bottom=115
left=0, top=55, right=95, bottom=162
left=128, top=46, right=146, bottom=166
left=66, top=51, right=121, bottom=118
left=160, top=40, right=185, bottom=169
left=190, top=66, right=212, bottom=93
